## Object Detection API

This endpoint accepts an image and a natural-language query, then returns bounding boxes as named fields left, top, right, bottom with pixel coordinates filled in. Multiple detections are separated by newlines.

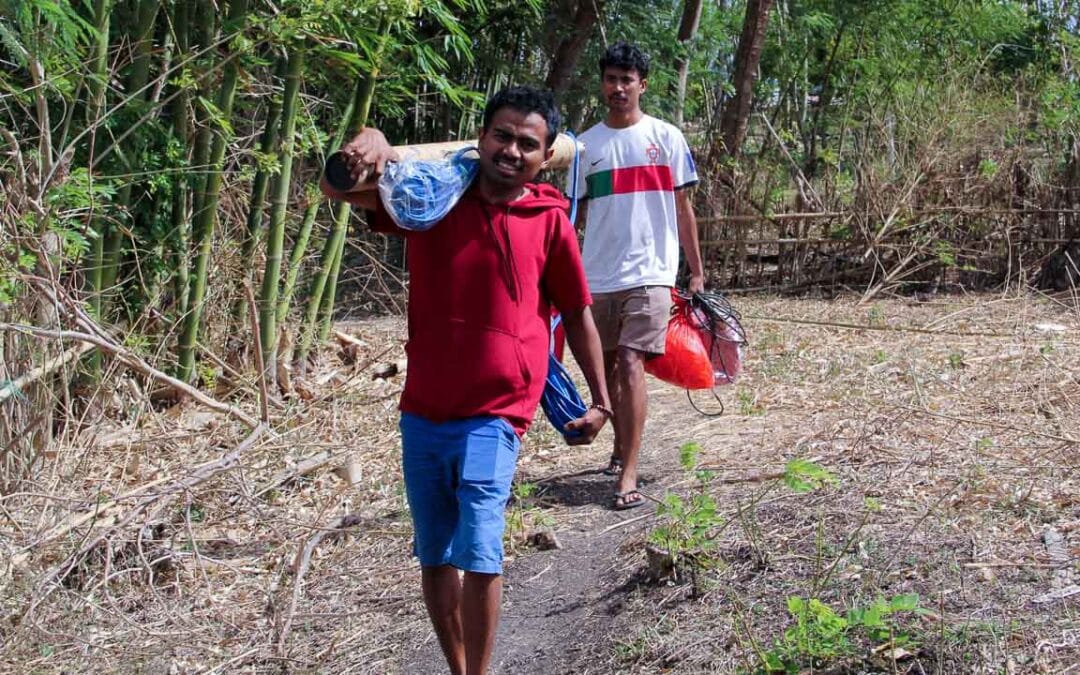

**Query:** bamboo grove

left=4, top=0, right=1080, bottom=474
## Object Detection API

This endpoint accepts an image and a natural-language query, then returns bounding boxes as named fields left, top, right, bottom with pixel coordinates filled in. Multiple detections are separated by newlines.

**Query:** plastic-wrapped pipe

left=323, top=133, right=583, bottom=193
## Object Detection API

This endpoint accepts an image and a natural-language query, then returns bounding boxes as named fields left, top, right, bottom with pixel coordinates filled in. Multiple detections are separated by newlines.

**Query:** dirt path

left=399, top=385, right=707, bottom=674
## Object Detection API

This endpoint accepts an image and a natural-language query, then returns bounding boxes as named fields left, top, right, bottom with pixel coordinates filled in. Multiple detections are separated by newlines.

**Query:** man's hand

left=338, top=128, right=400, bottom=182
left=562, top=408, right=608, bottom=446
left=688, top=274, right=705, bottom=294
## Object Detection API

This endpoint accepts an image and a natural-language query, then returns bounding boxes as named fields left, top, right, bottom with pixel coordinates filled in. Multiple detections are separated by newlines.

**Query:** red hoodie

left=372, top=182, right=591, bottom=435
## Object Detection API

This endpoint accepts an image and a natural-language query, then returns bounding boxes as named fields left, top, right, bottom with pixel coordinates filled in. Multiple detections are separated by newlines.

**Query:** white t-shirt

left=568, top=115, right=698, bottom=293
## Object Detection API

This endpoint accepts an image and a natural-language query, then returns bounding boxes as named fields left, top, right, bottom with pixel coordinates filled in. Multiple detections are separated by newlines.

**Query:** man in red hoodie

left=322, top=86, right=611, bottom=675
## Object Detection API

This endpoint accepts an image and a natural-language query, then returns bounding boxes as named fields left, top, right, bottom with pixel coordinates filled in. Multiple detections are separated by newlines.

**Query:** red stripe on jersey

left=609, top=165, right=674, bottom=194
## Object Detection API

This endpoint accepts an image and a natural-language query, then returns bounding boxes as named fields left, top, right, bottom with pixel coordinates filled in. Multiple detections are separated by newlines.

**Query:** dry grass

left=0, top=291, right=1077, bottom=673
left=597, top=291, right=1080, bottom=674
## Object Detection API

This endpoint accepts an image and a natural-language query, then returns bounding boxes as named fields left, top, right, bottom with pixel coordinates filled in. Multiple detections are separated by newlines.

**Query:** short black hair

left=599, top=41, right=650, bottom=79
left=482, top=86, right=561, bottom=148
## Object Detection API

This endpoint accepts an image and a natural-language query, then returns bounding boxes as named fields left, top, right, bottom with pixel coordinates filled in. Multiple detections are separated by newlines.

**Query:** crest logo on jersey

left=645, top=143, right=660, bottom=164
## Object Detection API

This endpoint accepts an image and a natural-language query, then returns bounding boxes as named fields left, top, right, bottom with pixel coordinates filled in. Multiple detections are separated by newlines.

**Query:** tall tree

left=545, top=0, right=605, bottom=95
left=717, top=0, right=775, bottom=158
left=673, top=0, right=705, bottom=126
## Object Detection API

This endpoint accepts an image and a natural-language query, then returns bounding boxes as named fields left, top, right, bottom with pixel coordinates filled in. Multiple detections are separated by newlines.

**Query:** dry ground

left=0, top=291, right=1077, bottom=673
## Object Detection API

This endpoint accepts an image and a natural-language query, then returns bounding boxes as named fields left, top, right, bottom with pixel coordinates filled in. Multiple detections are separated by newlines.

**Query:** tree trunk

left=545, top=0, right=604, bottom=95
left=674, top=0, right=704, bottom=126
left=717, top=0, right=775, bottom=159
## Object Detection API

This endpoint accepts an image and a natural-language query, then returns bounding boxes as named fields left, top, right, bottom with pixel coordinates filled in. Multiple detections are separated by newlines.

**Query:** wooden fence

left=696, top=207, right=1080, bottom=294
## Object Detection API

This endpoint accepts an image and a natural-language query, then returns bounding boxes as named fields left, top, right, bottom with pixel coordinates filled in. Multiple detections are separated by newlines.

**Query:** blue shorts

left=400, top=413, right=520, bottom=574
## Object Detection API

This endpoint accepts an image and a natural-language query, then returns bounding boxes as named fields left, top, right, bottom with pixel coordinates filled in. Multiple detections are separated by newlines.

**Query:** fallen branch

left=277, top=512, right=363, bottom=654
left=0, top=323, right=260, bottom=429
left=244, top=281, right=271, bottom=423
left=744, top=314, right=1012, bottom=338
left=695, top=469, right=787, bottom=484
left=252, top=449, right=336, bottom=499
left=9, top=424, right=269, bottom=640
left=0, top=341, right=95, bottom=403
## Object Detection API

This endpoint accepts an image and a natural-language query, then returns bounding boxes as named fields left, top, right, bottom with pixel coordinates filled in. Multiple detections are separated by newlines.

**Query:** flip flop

left=612, top=489, right=645, bottom=511
left=602, top=455, right=623, bottom=476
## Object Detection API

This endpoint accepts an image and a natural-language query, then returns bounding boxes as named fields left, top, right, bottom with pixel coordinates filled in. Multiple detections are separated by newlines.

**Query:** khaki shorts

left=591, top=286, right=673, bottom=355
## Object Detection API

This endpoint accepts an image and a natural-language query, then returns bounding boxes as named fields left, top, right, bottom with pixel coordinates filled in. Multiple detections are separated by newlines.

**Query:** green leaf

left=787, top=596, right=806, bottom=614
left=679, top=441, right=702, bottom=470
left=783, top=459, right=837, bottom=493
left=890, top=593, right=920, bottom=612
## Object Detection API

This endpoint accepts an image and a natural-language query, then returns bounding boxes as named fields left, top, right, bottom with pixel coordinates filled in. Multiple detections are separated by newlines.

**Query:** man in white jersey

left=569, top=41, right=705, bottom=509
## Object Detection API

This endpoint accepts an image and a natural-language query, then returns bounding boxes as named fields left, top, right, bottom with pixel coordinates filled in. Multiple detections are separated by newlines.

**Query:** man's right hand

left=338, top=128, right=401, bottom=182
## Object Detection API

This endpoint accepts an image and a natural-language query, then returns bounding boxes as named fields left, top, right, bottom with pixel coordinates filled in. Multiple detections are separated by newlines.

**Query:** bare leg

left=613, top=346, right=647, bottom=504
left=461, top=571, right=502, bottom=675
left=603, top=349, right=622, bottom=466
left=421, top=565, right=465, bottom=675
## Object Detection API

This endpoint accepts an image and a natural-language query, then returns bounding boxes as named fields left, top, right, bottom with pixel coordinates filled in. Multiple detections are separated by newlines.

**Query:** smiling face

left=601, top=66, right=647, bottom=123
left=476, top=107, right=553, bottom=200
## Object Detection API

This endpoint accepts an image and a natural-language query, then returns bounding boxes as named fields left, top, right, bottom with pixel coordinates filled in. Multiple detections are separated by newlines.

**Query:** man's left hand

left=563, top=408, right=608, bottom=446
left=688, top=274, right=706, bottom=294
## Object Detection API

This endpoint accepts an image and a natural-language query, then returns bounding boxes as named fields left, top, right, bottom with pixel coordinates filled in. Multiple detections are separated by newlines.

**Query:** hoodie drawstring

left=481, top=203, right=520, bottom=304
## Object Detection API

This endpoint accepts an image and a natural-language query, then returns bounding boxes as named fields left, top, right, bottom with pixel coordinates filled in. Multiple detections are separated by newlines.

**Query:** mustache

left=493, top=153, right=522, bottom=168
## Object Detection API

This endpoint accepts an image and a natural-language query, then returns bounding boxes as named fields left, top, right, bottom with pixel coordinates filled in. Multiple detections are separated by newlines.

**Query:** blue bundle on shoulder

left=378, top=148, right=479, bottom=231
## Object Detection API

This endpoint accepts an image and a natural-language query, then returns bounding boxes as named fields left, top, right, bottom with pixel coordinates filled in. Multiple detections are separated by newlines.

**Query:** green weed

left=737, top=389, right=766, bottom=416
left=755, top=593, right=927, bottom=673
left=866, top=305, right=886, bottom=327
left=505, top=481, right=553, bottom=552
left=649, top=449, right=837, bottom=596
left=947, top=350, right=965, bottom=369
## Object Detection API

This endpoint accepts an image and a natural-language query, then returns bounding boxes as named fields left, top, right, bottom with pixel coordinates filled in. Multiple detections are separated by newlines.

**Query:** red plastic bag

left=644, top=295, right=714, bottom=390
left=708, top=309, right=743, bottom=385
left=645, top=290, right=745, bottom=390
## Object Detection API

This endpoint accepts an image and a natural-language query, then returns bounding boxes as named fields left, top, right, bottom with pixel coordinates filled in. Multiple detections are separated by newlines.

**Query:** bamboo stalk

left=316, top=229, right=346, bottom=345
left=306, top=24, right=390, bottom=346
left=85, top=0, right=113, bottom=326
left=178, top=0, right=250, bottom=382
left=169, top=0, right=192, bottom=321
left=328, top=133, right=583, bottom=193
left=258, top=48, right=306, bottom=382
left=275, top=87, right=360, bottom=327
left=189, top=0, right=219, bottom=219
left=296, top=201, right=349, bottom=366
left=97, top=0, right=162, bottom=323
left=234, top=56, right=287, bottom=326
left=698, top=207, right=1080, bottom=225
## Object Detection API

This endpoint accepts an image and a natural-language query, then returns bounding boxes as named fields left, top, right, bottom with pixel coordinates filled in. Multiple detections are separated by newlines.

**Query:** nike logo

left=590, top=158, right=605, bottom=167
